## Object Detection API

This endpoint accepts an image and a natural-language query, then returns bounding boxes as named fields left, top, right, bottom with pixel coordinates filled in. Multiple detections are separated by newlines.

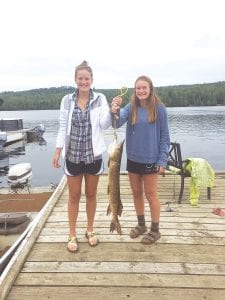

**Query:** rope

left=119, top=86, right=128, bottom=97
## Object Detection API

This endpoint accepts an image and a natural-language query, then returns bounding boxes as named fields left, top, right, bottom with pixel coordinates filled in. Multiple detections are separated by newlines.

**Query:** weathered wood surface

left=2, top=173, right=225, bottom=299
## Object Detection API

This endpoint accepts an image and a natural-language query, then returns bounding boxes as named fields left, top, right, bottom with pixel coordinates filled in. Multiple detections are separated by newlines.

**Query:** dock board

left=1, top=173, right=225, bottom=300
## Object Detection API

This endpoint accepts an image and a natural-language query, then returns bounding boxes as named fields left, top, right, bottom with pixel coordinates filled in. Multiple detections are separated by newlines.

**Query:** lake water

left=0, top=106, right=225, bottom=188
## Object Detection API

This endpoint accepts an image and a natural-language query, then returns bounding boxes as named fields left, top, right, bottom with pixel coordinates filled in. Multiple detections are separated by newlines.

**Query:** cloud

left=0, top=0, right=225, bottom=92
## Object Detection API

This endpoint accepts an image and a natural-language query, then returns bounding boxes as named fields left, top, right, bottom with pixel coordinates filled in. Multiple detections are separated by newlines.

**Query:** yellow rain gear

left=183, top=158, right=215, bottom=205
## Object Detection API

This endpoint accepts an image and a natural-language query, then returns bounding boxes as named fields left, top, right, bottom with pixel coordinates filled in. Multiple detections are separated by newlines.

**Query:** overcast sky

left=1, top=0, right=225, bottom=92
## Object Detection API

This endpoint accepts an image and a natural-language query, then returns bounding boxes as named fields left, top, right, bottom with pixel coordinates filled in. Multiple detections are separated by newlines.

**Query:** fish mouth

left=107, top=140, right=125, bottom=156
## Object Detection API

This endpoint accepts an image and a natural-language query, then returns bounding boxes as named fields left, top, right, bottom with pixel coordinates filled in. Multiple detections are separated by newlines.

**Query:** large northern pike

left=107, top=139, right=125, bottom=234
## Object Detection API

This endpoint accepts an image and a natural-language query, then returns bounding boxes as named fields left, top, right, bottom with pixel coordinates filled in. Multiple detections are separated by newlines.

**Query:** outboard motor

left=8, top=163, right=32, bottom=193
left=33, top=124, right=45, bottom=137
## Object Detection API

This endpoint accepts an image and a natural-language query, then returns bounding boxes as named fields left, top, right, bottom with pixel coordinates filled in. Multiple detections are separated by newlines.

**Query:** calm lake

left=0, top=106, right=225, bottom=188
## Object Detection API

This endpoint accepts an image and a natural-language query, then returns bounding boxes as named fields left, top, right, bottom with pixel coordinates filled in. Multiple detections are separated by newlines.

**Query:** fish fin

left=118, top=202, right=123, bottom=216
left=116, top=222, right=122, bottom=235
left=106, top=205, right=111, bottom=216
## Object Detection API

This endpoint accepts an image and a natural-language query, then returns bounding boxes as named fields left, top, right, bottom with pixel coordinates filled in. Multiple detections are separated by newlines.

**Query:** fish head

left=108, top=139, right=125, bottom=162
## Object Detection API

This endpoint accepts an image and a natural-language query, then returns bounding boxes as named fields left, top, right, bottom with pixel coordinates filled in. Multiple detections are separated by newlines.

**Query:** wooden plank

left=46, top=213, right=225, bottom=224
left=42, top=221, right=225, bottom=231
left=53, top=203, right=225, bottom=211
left=14, top=273, right=225, bottom=289
left=39, top=227, right=225, bottom=237
left=54, top=203, right=225, bottom=210
left=26, top=243, right=225, bottom=263
left=20, top=261, right=225, bottom=275
left=7, top=286, right=225, bottom=300
left=36, top=234, right=225, bottom=245
left=47, top=210, right=225, bottom=219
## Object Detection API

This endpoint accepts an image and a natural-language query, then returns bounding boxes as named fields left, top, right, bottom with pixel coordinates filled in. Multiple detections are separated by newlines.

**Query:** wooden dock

left=3, top=131, right=25, bottom=148
left=1, top=172, right=225, bottom=300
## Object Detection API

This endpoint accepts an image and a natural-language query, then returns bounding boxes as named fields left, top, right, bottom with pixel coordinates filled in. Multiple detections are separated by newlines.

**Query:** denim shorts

left=126, top=159, right=159, bottom=175
left=65, top=159, right=103, bottom=176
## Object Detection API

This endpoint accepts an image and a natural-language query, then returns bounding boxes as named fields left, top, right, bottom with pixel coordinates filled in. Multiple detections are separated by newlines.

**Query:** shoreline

left=0, top=191, right=53, bottom=213
left=0, top=185, right=55, bottom=194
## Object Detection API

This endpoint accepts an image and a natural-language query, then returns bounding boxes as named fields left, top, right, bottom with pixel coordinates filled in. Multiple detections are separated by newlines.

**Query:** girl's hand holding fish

left=111, top=96, right=122, bottom=113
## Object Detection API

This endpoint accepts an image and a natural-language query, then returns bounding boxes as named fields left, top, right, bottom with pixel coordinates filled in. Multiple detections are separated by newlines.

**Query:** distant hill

left=0, top=81, right=225, bottom=110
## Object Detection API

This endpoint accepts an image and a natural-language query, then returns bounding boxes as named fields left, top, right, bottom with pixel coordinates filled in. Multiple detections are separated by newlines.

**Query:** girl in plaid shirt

left=53, top=61, right=111, bottom=252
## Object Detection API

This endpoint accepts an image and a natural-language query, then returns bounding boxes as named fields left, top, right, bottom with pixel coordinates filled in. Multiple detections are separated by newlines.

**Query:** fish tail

left=118, top=202, right=123, bottom=216
left=116, top=222, right=122, bottom=235
left=110, top=219, right=122, bottom=235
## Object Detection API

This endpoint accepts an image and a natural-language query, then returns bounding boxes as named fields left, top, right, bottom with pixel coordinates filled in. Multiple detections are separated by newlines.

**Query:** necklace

left=78, top=98, right=89, bottom=111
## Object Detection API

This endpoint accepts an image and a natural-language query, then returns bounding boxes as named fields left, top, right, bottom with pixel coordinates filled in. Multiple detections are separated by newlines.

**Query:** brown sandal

left=85, top=231, right=99, bottom=247
left=130, top=224, right=147, bottom=238
left=141, top=231, right=161, bottom=245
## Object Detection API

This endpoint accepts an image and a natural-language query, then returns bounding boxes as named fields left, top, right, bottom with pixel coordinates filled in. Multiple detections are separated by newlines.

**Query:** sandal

left=130, top=224, right=147, bottom=239
left=85, top=231, right=99, bottom=247
left=141, top=231, right=161, bottom=245
left=67, top=236, right=78, bottom=253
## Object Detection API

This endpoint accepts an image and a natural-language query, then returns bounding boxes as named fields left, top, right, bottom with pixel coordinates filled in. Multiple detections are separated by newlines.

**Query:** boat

left=0, top=118, right=25, bottom=147
left=0, top=118, right=45, bottom=146
left=4, top=131, right=25, bottom=146
left=0, top=212, right=35, bottom=276
left=2, top=140, right=25, bottom=156
left=7, top=163, right=32, bottom=192
left=0, top=213, right=30, bottom=235
left=0, top=141, right=26, bottom=184
left=0, top=118, right=23, bottom=131
left=26, top=124, right=45, bottom=142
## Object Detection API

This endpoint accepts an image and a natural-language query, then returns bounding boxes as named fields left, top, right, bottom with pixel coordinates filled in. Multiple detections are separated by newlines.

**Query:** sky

left=0, top=0, right=225, bottom=92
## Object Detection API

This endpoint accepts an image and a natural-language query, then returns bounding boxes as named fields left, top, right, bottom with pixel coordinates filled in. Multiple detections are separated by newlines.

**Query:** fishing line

left=119, top=86, right=128, bottom=97
left=113, top=87, right=128, bottom=142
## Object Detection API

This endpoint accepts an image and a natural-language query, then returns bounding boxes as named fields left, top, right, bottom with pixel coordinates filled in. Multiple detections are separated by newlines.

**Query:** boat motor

left=7, top=163, right=32, bottom=193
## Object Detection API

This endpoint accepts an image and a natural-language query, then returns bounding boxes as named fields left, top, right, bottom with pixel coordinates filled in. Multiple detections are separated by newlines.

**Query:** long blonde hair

left=130, top=75, right=162, bottom=125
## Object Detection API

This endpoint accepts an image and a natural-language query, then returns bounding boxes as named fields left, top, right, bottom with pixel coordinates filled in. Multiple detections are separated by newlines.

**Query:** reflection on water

left=0, top=106, right=225, bottom=187
left=0, top=153, right=9, bottom=175
left=0, top=138, right=47, bottom=187
left=2, top=140, right=26, bottom=156
left=169, top=113, right=225, bottom=140
left=167, top=107, right=225, bottom=170
left=0, top=140, right=25, bottom=185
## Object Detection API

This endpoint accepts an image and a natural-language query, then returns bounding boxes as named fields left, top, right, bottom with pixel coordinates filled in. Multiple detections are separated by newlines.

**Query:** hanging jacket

left=183, top=158, right=215, bottom=205
left=56, top=91, right=112, bottom=159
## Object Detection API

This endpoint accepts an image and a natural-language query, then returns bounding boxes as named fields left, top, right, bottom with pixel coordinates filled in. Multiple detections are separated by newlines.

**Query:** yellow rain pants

left=183, top=158, right=215, bottom=205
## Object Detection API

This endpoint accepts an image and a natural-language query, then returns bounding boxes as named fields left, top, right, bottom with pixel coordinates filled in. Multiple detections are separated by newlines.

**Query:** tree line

left=0, top=81, right=225, bottom=110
